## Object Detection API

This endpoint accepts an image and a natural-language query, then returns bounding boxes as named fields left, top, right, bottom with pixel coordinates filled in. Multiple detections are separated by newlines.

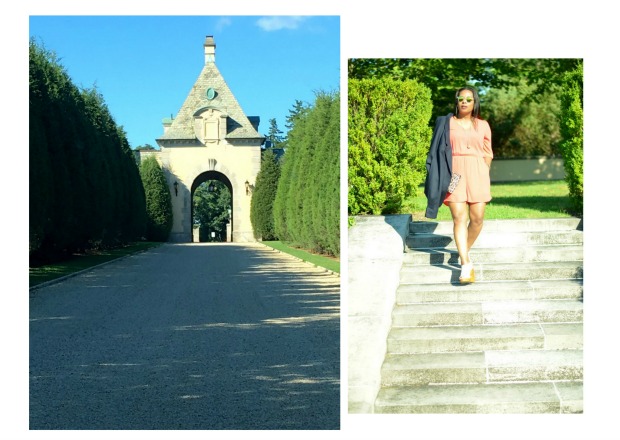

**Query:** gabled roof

left=157, top=53, right=263, bottom=143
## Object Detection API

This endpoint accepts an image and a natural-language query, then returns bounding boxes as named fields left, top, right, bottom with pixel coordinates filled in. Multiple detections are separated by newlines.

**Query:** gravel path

left=29, top=243, right=340, bottom=430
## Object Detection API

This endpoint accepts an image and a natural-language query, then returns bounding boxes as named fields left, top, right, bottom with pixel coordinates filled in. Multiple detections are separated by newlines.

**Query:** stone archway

left=191, top=171, right=233, bottom=242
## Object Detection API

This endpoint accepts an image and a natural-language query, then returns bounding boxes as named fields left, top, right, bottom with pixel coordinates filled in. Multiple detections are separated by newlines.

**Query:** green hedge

left=139, top=156, right=173, bottom=241
left=348, top=77, right=433, bottom=215
left=559, top=61, right=583, bottom=215
left=29, top=39, right=146, bottom=265
left=250, top=149, right=280, bottom=240
left=273, top=91, right=340, bottom=257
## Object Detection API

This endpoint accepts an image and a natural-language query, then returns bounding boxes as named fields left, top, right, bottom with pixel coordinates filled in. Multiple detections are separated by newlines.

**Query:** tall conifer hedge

left=139, top=156, right=173, bottom=242
left=273, top=91, right=339, bottom=257
left=250, top=149, right=280, bottom=240
left=29, top=39, right=146, bottom=265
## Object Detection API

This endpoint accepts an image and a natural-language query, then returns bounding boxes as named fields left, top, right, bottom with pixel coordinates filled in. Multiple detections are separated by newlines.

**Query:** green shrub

left=559, top=61, right=583, bottom=215
left=139, top=156, right=173, bottom=241
left=348, top=77, right=433, bottom=215
left=251, top=149, right=281, bottom=240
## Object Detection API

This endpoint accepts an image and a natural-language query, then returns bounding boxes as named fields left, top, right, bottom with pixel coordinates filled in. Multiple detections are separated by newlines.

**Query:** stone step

left=376, top=217, right=584, bottom=414
left=397, top=279, right=583, bottom=303
left=410, top=217, right=582, bottom=235
left=399, top=261, right=583, bottom=284
left=403, top=244, right=583, bottom=265
left=406, top=230, right=583, bottom=250
left=381, top=349, right=583, bottom=386
left=374, top=381, right=583, bottom=414
left=392, top=300, right=583, bottom=327
left=387, top=323, right=583, bottom=354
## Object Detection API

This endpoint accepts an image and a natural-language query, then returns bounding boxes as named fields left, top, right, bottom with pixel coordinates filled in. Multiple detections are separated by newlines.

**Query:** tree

left=484, top=78, right=562, bottom=158
left=135, top=144, right=156, bottom=151
left=250, top=150, right=281, bottom=240
left=266, top=118, right=284, bottom=148
left=139, top=156, right=173, bottom=241
left=193, top=181, right=231, bottom=242
left=348, top=58, right=583, bottom=146
left=348, top=58, right=496, bottom=123
left=285, top=99, right=308, bottom=131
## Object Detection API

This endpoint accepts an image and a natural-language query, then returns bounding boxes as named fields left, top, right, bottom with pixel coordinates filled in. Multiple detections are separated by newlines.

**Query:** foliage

left=349, top=58, right=496, bottom=123
left=285, top=99, right=309, bottom=131
left=266, top=118, right=284, bottom=148
left=250, top=150, right=281, bottom=240
left=139, top=156, right=173, bottom=241
left=559, top=61, right=584, bottom=215
left=193, top=181, right=231, bottom=242
left=348, top=77, right=433, bottom=215
left=484, top=78, right=562, bottom=158
left=273, top=91, right=340, bottom=257
left=348, top=58, right=582, bottom=159
left=29, top=38, right=146, bottom=265
left=490, top=59, right=582, bottom=97
left=135, top=144, right=156, bottom=151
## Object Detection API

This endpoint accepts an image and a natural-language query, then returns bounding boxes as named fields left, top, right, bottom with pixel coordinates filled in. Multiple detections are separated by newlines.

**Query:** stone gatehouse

left=138, top=35, right=264, bottom=242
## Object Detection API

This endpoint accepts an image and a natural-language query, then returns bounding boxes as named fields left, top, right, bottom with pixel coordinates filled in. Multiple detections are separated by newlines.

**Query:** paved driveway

left=29, top=243, right=340, bottom=430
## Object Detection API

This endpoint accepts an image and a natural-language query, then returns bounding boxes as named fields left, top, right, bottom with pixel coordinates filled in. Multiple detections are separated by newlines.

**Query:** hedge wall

left=348, top=77, right=433, bottom=215
left=29, top=39, right=146, bottom=265
left=273, top=91, right=340, bottom=257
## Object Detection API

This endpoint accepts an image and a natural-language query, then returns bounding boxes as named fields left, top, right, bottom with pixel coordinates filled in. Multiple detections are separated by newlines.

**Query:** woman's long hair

left=455, top=86, right=481, bottom=125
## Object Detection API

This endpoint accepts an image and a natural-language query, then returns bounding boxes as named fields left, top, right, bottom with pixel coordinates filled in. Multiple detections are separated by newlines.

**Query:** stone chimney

left=204, top=35, right=215, bottom=64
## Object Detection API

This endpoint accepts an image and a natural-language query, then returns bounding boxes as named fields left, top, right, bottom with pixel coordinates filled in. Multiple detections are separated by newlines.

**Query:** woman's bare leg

left=467, top=202, right=486, bottom=251
left=448, top=202, right=470, bottom=265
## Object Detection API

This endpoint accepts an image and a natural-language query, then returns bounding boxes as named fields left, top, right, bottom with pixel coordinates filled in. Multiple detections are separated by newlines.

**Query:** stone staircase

left=374, top=218, right=583, bottom=414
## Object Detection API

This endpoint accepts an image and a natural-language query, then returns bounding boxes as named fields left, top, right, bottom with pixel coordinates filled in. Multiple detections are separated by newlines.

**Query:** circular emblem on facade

left=206, top=87, right=216, bottom=100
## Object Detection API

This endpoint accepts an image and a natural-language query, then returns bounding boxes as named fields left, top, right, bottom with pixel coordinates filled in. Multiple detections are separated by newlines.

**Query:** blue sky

left=29, top=15, right=340, bottom=149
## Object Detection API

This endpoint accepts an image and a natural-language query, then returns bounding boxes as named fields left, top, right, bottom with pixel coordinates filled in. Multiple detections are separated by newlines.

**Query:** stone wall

left=491, top=157, right=565, bottom=182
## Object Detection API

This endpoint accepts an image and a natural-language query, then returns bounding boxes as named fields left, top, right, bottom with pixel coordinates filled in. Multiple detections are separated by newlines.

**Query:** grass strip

left=29, top=242, right=162, bottom=288
left=405, top=180, right=575, bottom=221
left=261, top=241, right=340, bottom=274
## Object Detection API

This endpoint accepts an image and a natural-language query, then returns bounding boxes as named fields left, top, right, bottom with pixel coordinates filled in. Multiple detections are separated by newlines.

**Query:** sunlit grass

left=261, top=241, right=340, bottom=274
left=29, top=242, right=162, bottom=287
left=405, top=180, right=575, bottom=221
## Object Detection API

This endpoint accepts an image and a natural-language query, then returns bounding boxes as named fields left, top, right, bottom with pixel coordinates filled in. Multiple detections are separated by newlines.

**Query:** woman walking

left=424, top=86, right=493, bottom=284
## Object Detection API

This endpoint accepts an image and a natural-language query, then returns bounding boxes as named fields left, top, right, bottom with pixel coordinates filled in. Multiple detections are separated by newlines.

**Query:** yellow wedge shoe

left=459, top=263, right=475, bottom=284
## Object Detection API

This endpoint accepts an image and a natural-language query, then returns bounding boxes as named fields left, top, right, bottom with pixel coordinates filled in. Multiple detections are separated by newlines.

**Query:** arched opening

left=191, top=171, right=233, bottom=242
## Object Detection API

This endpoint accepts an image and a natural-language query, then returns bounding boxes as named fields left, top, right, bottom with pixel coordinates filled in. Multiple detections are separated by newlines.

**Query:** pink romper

left=444, top=117, right=493, bottom=205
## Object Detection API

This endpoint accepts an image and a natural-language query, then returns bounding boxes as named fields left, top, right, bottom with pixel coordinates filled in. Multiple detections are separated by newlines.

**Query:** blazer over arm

left=424, top=114, right=453, bottom=219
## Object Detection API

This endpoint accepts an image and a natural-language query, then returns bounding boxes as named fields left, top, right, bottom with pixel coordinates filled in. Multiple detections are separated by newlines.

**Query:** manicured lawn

left=405, top=180, right=575, bottom=221
left=261, top=241, right=340, bottom=274
left=29, top=242, right=162, bottom=288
